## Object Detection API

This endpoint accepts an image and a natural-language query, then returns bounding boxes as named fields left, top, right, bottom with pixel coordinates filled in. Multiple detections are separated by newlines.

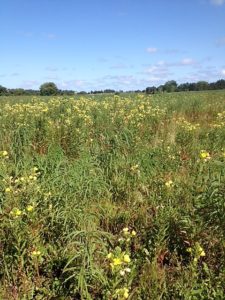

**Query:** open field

left=0, top=91, right=225, bottom=299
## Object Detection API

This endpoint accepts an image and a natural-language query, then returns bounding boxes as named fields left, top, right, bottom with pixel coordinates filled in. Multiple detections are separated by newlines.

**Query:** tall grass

left=0, top=91, right=225, bottom=299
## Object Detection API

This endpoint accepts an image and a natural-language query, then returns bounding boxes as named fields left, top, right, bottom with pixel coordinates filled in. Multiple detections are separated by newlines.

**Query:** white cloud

left=22, top=80, right=40, bottom=89
left=110, top=63, right=133, bottom=69
left=216, top=37, right=225, bottom=46
left=221, top=69, right=225, bottom=75
left=146, top=47, right=158, bottom=53
left=11, top=73, right=20, bottom=77
left=60, top=80, right=87, bottom=89
left=210, top=0, right=225, bottom=5
left=45, top=66, right=58, bottom=72
left=180, top=58, right=196, bottom=65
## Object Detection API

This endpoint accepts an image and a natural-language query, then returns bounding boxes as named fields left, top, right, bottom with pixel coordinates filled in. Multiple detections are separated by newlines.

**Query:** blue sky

left=1, top=0, right=225, bottom=91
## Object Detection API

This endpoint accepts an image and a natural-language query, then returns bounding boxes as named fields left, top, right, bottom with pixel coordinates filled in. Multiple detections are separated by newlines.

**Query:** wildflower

left=26, top=205, right=34, bottom=212
left=113, top=257, right=122, bottom=266
left=123, top=254, right=131, bottom=263
left=200, top=150, right=211, bottom=161
left=124, top=267, right=131, bottom=273
left=107, top=252, right=113, bottom=259
left=115, top=288, right=129, bottom=300
left=200, top=250, right=206, bottom=257
left=5, top=187, right=11, bottom=193
left=120, top=270, right=125, bottom=276
left=196, top=244, right=205, bottom=257
left=10, top=208, right=22, bottom=217
left=123, top=288, right=129, bottom=299
left=131, top=230, right=136, bottom=236
left=1, top=150, right=8, bottom=157
left=165, top=180, right=173, bottom=188
left=122, top=227, right=129, bottom=235
left=31, top=250, right=41, bottom=257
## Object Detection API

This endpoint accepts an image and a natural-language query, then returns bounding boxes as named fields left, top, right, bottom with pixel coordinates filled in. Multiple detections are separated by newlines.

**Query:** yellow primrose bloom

left=113, top=257, right=122, bottom=266
left=2, top=151, right=8, bottom=156
left=10, top=208, right=22, bottom=217
left=200, top=150, right=210, bottom=160
left=123, top=288, right=129, bottom=299
left=165, top=180, right=173, bottom=188
left=200, top=250, right=206, bottom=257
left=123, top=254, right=131, bottom=263
left=32, top=250, right=41, bottom=256
left=26, top=205, right=34, bottom=212
left=131, top=230, right=136, bottom=236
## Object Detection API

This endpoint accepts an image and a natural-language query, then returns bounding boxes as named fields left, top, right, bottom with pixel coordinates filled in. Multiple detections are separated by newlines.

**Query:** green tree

left=40, top=82, right=59, bottom=96
left=163, top=80, right=177, bottom=92
left=0, top=85, right=7, bottom=95
left=196, top=81, right=209, bottom=91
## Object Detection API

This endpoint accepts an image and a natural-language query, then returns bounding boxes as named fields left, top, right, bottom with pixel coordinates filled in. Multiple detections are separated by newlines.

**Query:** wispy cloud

left=146, top=47, right=158, bottom=53
left=22, top=80, right=40, bottom=89
left=110, top=63, right=133, bottom=69
left=216, top=36, right=225, bottom=46
left=11, top=72, right=20, bottom=77
left=60, top=80, right=87, bottom=89
left=180, top=58, right=196, bottom=66
left=97, top=57, right=108, bottom=63
left=210, top=0, right=225, bottom=6
left=45, top=33, right=57, bottom=40
left=44, top=75, right=60, bottom=80
left=45, top=66, right=58, bottom=72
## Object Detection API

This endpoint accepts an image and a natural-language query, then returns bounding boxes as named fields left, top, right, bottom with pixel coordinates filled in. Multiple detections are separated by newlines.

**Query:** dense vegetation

left=0, top=78, right=225, bottom=96
left=0, top=91, right=225, bottom=299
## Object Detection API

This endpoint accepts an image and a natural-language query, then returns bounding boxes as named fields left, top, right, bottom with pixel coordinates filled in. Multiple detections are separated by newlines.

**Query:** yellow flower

left=123, top=227, right=129, bottom=234
left=165, top=180, right=173, bottom=188
left=26, top=205, right=34, bottom=212
left=200, top=250, right=206, bottom=257
left=200, top=150, right=210, bottom=160
left=32, top=250, right=41, bottom=256
left=131, top=230, right=136, bottom=236
left=2, top=151, right=8, bottom=156
left=113, top=257, right=122, bottom=266
left=123, top=254, right=131, bottom=263
left=123, top=288, right=129, bottom=299
left=10, top=208, right=22, bottom=217
left=5, top=187, right=11, bottom=193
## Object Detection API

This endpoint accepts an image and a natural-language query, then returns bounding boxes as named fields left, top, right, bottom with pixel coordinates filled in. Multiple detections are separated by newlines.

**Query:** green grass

left=0, top=91, right=225, bottom=299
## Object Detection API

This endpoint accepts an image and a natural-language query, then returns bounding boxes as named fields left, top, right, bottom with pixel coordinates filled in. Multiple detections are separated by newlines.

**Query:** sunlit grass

left=0, top=91, right=225, bottom=299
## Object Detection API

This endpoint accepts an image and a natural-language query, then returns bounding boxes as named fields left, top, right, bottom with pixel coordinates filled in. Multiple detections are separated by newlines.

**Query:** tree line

left=146, top=79, right=225, bottom=94
left=0, top=79, right=225, bottom=96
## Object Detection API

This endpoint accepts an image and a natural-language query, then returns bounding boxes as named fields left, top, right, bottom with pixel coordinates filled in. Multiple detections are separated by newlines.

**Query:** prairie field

left=1, top=91, right=225, bottom=299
